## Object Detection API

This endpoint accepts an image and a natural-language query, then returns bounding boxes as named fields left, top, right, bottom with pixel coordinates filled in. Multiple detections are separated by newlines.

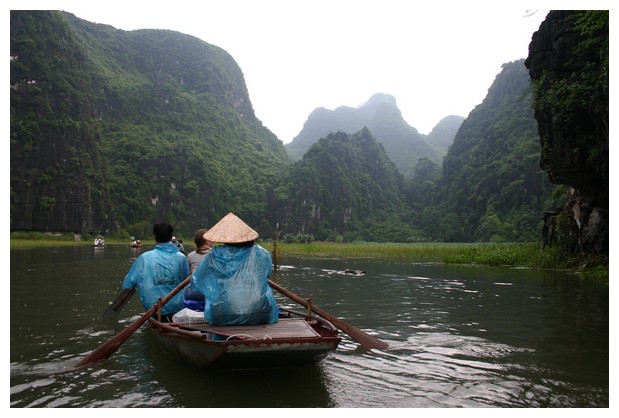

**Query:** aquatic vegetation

left=264, top=241, right=607, bottom=281
left=11, top=234, right=606, bottom=281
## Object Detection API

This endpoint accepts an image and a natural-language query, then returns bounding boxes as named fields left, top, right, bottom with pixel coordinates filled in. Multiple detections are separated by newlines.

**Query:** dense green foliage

left=530, top=12, right=608, bottom=129
left=274, top=128, right=423, bottom=242
left=418, top=61, right=559, bottom=242
left=279, top=62, right=560, bottom=244
left=525, top=11, right=608, bottom=258
left=10, top=11, right=606, bottom=263
left=528, top=11, right=608, bottom=196
left=11, top=11, right=289, bottom=238
left=10, top=11, right=114, bottom=233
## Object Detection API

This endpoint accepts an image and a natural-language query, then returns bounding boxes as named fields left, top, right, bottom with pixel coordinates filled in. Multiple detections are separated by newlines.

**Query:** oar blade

left=76, top=309, right=153, bottom=368
left=76, top=276, right=191, bottom=369
left=312, top=305, right=389, bottom=349
left=268, top=280, right=388, bottom=350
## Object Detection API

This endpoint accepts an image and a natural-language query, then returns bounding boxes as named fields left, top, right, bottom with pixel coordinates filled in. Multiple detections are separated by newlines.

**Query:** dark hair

left=193, top=229, right=208, bottom=247
left=153, top=223, right=174, bottom=243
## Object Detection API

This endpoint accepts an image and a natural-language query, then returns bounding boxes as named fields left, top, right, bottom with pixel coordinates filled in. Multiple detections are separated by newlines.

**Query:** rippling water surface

left=10, top=246, right=608, bottom=407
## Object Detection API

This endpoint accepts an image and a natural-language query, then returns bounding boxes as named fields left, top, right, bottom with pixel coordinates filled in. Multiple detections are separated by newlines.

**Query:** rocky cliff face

left=525, top=11, right=608, bottom=255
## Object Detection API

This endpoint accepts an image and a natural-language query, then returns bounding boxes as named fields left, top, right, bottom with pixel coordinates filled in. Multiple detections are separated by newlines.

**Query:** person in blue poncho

left=122, top=222, right=189, bottom=321
left=191, top=212, right=279, bottom=326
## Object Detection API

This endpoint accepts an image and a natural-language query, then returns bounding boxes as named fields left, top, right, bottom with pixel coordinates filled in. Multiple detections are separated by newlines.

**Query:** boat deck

left=177, top=318, right=321, bottom=340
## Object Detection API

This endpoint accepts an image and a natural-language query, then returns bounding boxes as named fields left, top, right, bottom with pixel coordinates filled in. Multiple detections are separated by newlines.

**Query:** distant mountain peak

left=361, top=93, right=398, bottom=108
left=285, top=93, right=446, bottom=176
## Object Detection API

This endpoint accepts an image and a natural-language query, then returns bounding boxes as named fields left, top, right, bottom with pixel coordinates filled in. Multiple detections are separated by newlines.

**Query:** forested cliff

left=425, top=60, right=559, bottom=242
left=10, top=10, right=608, bottom=260
left=11, top=11, right=288, bottom=238
left=526, top=11, right=608, bottom=256
left=11, top=11, right=114, bottom=234
left=273, top=128, right=419, bottom=242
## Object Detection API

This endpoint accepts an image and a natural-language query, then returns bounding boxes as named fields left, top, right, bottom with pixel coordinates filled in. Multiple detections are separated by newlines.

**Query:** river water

left=10, top=245, right=608, bottom=408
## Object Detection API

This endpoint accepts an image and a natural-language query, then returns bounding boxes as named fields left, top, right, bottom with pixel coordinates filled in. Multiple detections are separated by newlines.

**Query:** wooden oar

left=102, top=288, right=136, bottom=319
left=268, top=279, right=389, bottom=349
left=75, top=275, right=191, bottom=368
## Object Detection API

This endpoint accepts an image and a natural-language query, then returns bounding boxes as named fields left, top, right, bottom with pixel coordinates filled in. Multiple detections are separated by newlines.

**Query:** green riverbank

left=10, top=233, right=607, bottom=282
left=269, top=242, right=607, bottom=281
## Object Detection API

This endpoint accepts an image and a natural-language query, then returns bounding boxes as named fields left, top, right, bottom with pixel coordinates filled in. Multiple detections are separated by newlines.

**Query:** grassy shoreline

left=270, top=242, right=608, bottom=282
left=10, top=234, right=607, bottom=281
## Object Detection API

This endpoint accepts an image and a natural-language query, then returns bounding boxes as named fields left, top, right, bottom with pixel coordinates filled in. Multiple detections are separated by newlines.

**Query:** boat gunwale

left=148, top=317, right=341, bottom=347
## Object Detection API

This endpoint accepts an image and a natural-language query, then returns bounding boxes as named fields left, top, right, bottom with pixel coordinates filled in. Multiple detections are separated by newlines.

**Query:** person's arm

left=256, top=245, right=273, bottom=281
left=121, top=257, right=142, bottom=290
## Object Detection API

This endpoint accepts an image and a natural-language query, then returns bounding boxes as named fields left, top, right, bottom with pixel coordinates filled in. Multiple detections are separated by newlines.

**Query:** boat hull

left=149, top=317, right=341, bottom=370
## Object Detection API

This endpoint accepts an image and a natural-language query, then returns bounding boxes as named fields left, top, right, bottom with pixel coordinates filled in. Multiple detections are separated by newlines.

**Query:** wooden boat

left=76, top=278, right=385, bottom=370
left=147, top=308, right=341, bottom=370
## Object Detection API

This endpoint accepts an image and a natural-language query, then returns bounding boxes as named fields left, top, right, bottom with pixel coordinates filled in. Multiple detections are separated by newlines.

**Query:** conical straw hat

left=203, top=212, right=259, bottom=243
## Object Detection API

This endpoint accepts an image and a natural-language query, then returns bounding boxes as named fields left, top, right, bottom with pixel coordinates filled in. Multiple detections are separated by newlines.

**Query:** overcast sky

left=9, top=1, right=613, bottom=143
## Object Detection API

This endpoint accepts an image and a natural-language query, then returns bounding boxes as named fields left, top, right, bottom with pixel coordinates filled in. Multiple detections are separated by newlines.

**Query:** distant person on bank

left=122, top=222, right=189, bottom=321
left=191, top=212, right=279, bottom=325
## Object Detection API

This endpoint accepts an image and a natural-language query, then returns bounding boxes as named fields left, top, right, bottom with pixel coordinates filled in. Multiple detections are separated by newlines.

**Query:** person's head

left=194, top=229, right=209, bottom=247
left=153, top=223, right=174, bottom=243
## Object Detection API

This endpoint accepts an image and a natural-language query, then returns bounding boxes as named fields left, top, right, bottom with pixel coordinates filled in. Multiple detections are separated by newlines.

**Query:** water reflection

left=146, top=342, right=335, bottom=408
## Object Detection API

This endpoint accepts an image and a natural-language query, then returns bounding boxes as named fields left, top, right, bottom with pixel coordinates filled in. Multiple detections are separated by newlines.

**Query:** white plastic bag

left=172, top=307, right=206, bottom=324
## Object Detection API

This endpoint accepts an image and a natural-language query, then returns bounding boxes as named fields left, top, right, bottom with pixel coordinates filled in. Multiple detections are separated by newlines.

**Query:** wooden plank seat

left=177, top=318, right=321, bottom=340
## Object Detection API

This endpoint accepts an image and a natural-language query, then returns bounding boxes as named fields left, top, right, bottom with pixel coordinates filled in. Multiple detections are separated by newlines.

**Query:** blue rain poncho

left=122, top=242, right=189, bottom=315
left=191, top=243, right=279, bottom=325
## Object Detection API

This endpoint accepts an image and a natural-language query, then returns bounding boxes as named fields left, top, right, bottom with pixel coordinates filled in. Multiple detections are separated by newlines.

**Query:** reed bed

left=11, top=234, right=606, bottom=281
left=264, top=242, right=554, bottom=266
left=266, top=241, right=607, bottom=281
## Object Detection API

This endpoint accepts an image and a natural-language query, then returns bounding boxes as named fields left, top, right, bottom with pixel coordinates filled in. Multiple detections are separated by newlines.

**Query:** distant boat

left=130, top=240, right=142, bottom=248
left=93, top=238, right=105, bottom=247
left=148, top=307, right=341, bottom=370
